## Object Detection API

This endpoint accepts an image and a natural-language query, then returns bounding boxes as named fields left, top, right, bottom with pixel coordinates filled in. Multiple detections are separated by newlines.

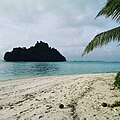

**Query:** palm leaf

left=96, top=0, right=120, bottom=23
left=82, top=26, right=120, bottom=56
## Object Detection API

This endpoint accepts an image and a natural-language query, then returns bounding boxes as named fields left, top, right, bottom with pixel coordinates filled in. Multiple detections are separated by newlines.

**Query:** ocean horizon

left=0, top=60, right=120, bottom=81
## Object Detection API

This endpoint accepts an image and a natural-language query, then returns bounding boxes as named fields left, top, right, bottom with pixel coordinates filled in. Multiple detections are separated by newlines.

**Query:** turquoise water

left=0, top=60, right=120, bottom=80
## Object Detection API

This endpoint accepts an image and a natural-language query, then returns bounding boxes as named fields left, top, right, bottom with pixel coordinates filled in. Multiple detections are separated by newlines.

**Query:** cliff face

left=4, top=41, right=66, bottom=62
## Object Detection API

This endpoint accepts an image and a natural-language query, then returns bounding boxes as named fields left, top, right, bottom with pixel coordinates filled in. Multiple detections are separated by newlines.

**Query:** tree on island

left=82, top=0, right=120, bottom=56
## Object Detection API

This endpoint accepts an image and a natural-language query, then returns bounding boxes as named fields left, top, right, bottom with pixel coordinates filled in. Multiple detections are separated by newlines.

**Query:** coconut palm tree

left=82, top=0, right=120, bottom=56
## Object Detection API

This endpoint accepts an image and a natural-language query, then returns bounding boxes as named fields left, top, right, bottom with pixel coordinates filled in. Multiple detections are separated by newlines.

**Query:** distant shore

left=0, top=73, right=120, bottom=120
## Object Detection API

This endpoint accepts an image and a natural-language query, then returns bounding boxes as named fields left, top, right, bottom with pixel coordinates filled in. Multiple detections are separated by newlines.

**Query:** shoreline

left=0, top=71, right=117, bottom=82
left=0, top=73, right=120, bottom=120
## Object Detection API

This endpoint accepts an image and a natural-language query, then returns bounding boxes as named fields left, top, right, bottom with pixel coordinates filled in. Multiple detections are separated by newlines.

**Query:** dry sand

left=0, top=73, right=120, bottom=120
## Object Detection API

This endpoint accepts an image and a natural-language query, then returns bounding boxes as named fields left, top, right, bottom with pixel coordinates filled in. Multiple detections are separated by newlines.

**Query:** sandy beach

left=0, top=73, right=120, bottom=120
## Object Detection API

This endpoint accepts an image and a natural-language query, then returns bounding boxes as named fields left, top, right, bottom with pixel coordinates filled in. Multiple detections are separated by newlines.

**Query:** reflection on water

left=27, top=62, right=59, bottom=75
left=0, top=61, right=120, bottom=80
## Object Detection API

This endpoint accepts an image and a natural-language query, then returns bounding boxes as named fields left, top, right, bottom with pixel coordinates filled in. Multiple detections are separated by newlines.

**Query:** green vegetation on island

left=114, top=72, right=120, bottom=89
left=112, top=100, right=120, bottom=107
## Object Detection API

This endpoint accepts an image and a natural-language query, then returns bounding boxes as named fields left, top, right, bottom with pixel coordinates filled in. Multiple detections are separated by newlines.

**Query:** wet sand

left=0, top=73, right=120, bottom=120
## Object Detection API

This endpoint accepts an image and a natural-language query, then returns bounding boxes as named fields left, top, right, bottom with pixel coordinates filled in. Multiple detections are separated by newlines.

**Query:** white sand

left=0, top=73, right=120, bottom=120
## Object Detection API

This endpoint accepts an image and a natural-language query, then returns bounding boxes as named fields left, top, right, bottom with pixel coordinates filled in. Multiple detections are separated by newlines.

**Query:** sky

left=0, top=0, right=119, bottom=61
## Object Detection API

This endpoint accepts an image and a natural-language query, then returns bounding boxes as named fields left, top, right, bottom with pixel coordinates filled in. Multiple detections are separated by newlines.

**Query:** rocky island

left=4, top=41, right=66, bottom=62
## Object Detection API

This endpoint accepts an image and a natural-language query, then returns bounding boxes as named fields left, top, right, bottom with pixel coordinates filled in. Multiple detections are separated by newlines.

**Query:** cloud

left=0, top=0, right=119, bottom=61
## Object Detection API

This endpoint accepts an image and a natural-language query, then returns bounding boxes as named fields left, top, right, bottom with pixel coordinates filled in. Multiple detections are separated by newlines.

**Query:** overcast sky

left=0, top=0, right=119, bottom=61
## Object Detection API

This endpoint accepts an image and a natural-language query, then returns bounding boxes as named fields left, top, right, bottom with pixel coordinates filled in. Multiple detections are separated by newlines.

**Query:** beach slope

left=0, top=73, right=120, bottom=120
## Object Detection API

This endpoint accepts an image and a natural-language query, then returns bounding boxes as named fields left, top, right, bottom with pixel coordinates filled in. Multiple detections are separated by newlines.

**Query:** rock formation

left=4, top=41, right=66, bottom=62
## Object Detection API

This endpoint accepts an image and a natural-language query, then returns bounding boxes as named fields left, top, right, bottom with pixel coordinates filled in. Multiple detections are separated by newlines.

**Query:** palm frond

left=82, top=26, right=120, bottom=56
left=96, top=0, right=120, bottom=23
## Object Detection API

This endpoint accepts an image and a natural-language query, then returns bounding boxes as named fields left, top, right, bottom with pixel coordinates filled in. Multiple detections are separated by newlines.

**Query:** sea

left=0, top=60, right=120, bottom=81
